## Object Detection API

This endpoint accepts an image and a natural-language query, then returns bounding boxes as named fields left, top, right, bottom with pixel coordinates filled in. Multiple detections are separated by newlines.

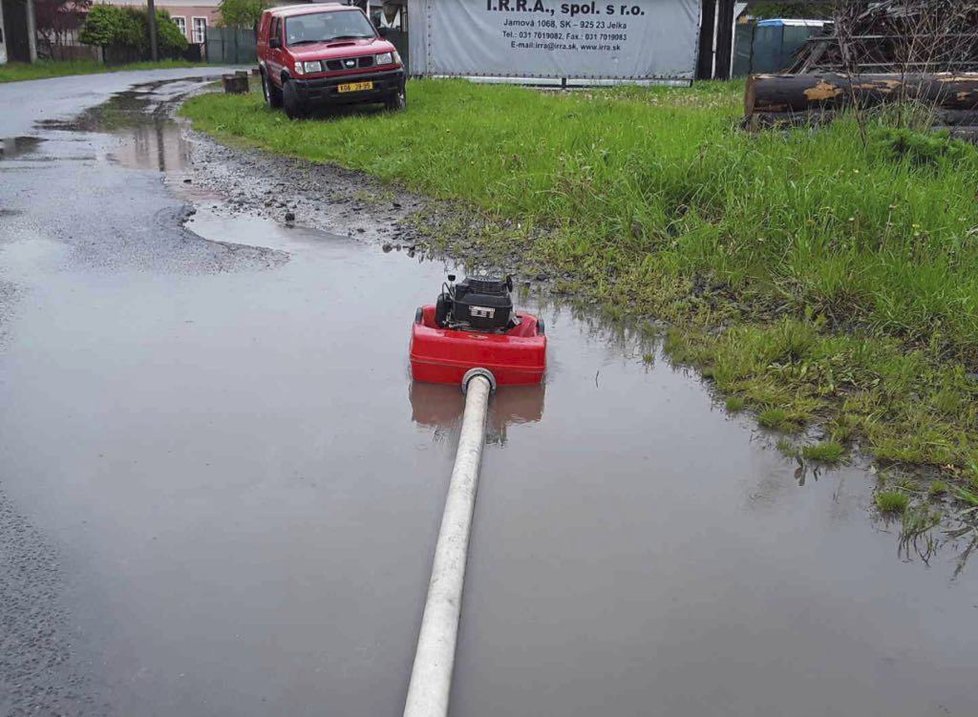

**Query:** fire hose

left=403, top=368, right=496, bottom=717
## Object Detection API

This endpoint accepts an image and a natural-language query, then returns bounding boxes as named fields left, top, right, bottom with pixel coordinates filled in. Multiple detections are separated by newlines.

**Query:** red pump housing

left=410, top=306, right=547, bottom=386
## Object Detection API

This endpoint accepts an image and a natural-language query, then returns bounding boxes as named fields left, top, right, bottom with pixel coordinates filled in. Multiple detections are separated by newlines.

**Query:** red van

left=257, top=3, right=406, bottom=119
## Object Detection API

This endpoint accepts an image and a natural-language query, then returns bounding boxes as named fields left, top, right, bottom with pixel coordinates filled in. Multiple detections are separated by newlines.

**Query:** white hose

left=403, top=371, right=493, bottom=717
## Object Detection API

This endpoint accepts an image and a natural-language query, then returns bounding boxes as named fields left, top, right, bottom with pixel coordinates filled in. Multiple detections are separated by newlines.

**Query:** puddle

left=0, top=136, right=45, bottom=160
left=3, top=80, right=978, bottom=715
left=185, top=208, right=350, bottom=253
left=0, top=237, right=68, bottom=280
left=2, top=209, right=975, bottom=716
left=110, top=119, right=190, bottom=172
left=33, top=79, right=212, bottom=172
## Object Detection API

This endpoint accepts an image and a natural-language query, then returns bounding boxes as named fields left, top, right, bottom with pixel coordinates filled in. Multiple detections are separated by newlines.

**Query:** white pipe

left=403, top=371, right=493, bottom=717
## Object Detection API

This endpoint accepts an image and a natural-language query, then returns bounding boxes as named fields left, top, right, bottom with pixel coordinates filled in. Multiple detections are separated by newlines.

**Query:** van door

left=267, top=16, right=283, bottom=85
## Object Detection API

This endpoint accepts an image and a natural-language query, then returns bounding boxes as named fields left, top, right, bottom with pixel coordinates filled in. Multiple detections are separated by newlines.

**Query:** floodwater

left=1, top=76, right=977, bottom=716
left=0, top=135, right=46, bottom=160
left=33, top=78, right=199, bottom=171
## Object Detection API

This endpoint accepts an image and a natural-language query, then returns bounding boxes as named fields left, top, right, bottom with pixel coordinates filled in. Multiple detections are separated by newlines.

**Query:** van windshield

left=285, top=10, right=376, bottom=46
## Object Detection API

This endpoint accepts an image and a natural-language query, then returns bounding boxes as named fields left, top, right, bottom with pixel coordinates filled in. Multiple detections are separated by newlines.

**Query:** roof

left=266, top=3, right=360, bottom=18
left=756, top=19, right=830, bottom=28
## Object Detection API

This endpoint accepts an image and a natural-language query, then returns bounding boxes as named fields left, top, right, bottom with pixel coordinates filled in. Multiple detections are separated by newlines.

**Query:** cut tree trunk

left=222, top=73, right=249, bottom=94
left=746, top=72, right=978, bottom=117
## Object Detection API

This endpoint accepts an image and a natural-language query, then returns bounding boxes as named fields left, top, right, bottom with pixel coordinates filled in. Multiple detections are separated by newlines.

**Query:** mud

left=180, top=133, right=430, bottom=246
left=1, top=73, right=977, bottom=716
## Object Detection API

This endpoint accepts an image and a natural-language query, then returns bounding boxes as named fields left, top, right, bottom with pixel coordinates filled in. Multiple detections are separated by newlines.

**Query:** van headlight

left=375, top=52, right=394, bottom=65
left=298, top=61, right=322, bottom=74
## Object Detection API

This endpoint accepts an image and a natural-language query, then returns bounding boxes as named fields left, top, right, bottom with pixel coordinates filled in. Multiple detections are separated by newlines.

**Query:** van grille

left=325, top=56, right=375, bottom=71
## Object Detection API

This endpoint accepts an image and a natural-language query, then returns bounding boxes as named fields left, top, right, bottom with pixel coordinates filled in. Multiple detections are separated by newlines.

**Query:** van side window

left=270, top=17, right=281, bottom=43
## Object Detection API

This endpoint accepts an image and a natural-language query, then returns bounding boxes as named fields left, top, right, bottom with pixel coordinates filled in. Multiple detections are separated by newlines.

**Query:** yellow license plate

left=337, top=81, right=374, bottom=93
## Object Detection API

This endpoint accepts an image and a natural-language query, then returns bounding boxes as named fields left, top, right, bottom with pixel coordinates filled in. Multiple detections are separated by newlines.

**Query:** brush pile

left=789, top=0, right=978, bottom=74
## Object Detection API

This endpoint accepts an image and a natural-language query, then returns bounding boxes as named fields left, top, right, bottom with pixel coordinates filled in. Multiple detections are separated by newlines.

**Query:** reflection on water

left=33, top=79, right=207, bottom=172
left=896, top=505, right=978, bottom=579
left=944, top=519, right=978, bottom=578
left=409, top=380, right=545, bottom=446
left=0, top=135, right=45, bottom=160
left=111, top=119, right=189, bottom=172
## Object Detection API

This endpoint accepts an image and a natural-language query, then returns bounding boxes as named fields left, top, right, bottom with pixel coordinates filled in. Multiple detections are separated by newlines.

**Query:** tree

left=217, top=0, right=268, bottom=30
left=80, top=5, right=186, bottom=58
left=154, top=10, right=188, bottom=55
left=35, top=0, right=92, bottom=58
left=79, top=4, right=143, bottom=50
left=746, top=2, right=835, bottom=19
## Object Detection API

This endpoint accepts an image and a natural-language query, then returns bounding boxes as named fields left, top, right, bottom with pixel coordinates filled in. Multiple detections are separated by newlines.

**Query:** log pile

left=745, top=72, right=978, bottom=139
left=744, top=2, right=978, bottom=140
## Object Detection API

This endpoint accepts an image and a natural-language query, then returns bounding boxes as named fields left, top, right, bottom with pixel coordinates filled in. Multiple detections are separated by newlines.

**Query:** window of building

left=192, top=17, right=207, bottom=45
left=172, top=16, right=187, bottom=39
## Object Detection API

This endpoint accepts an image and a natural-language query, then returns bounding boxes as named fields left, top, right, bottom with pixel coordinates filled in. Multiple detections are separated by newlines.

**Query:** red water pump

left=410, top=274, right=547, bottom=386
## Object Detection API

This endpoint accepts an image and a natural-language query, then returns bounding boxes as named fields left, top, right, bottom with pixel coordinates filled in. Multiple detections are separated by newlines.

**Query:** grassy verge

left=181, top=80, right=978, bottom=492
left=0, top=59, right=207, bottom=83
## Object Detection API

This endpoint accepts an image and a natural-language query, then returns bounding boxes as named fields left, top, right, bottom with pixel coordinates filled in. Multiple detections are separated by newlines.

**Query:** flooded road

left=1, top=72, right=977, bottom=716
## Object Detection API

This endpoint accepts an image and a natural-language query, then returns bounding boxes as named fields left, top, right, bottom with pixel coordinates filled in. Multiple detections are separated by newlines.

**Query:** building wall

left=166, top=5, right=220, bottom=44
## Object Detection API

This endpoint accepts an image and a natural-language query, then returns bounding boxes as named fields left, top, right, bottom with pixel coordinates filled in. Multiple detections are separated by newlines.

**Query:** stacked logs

left=744, top=72, right=978, bottom=141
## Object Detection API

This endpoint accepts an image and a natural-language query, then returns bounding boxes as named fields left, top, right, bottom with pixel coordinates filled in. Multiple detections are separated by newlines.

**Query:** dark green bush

left=155, top=10, right=189, bottom=55
left=80, top=5, right=187, bottom=58
left=80, top=5, right=142, bottom=50
left=876, top=126, right=974, bottom=168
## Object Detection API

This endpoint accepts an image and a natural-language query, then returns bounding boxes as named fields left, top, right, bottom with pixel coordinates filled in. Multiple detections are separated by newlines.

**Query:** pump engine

left=434, top=274, right=516, bottom=332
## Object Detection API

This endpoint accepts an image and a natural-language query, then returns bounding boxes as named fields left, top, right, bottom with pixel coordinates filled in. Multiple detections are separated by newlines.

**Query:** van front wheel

left=262, top=70, right=283, bottom=109
left=283, top=80, right=307, bottom=120
left=384, top=87, right=406, bottom=112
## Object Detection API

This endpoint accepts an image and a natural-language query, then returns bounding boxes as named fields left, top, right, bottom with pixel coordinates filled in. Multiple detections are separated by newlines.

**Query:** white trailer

left=0, top=1, right=8, bottom=65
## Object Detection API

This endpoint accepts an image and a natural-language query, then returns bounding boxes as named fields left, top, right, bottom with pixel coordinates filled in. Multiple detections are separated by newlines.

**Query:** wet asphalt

left=0, top=68, right=249, bottom=716
left=2, top=70, right=978, bottom=717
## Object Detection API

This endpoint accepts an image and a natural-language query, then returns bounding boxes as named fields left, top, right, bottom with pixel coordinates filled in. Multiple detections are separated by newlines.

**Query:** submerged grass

left=182, top=80, right=978, bottom=483
left=877, top=490, right=911, bottom=514
left=0, top=59, right=205, bottom=84
left=775, top=437, right=797, bottom=458
left=802, top=441, right=845, bottom=463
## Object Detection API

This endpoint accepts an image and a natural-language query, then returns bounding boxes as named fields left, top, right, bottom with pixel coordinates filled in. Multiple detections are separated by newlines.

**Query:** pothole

left=32, top=78, right=214, bottom=172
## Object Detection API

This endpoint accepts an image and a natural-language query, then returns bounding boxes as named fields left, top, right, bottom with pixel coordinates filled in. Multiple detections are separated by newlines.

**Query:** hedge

left=81, top=5, right=189, bottom=59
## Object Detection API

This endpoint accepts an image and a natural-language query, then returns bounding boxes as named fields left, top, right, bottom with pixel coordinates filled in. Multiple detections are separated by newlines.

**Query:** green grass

left=725, top=395, right=746, bottom=412
left=182, top=80, right=978, bottom=481
left=0, top=59, right=205, bottom=83
left=801, top=440, right=846, bottom=463
left=876, top=490, right=911, bottom=514
left=758, top=407, right=793, bottom=431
